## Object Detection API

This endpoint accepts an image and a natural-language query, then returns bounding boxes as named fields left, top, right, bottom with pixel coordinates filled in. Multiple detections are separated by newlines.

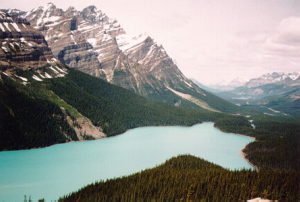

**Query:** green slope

left=0, top=74, right=77, bottom=150
left=265, top=97, right=300, bottom=118
left=214, top=115, right=300, bottom=171
left=47, top=69, right=225, bottom=136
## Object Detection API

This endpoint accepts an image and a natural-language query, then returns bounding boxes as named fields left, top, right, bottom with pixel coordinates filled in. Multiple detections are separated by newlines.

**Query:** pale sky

left=2, top=0, right=300, bottom=85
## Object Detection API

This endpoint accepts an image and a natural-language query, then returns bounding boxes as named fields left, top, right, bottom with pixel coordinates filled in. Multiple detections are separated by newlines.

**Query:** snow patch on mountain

left=32, top=75, right=43, bottom=81
left=11, top=22, right=21, bottom=32
left=87, top=38, right=97, bottom=47
left=116, top=33, right=149, bottom=52
left=15, top=75, right=28, bottom=81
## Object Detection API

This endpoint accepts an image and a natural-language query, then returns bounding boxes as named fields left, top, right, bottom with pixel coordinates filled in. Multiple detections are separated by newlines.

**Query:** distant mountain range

left=210, top=72, right=300, bottom=117
left=2, top=3, right=238, bottom=113
left=245, top=72, right=300, bottom=88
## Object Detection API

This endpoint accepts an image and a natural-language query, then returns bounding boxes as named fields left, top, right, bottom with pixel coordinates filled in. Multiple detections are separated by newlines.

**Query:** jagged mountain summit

left=23, top=3, right=189, bottom=92
left=11, top=3, right=238, bottom=113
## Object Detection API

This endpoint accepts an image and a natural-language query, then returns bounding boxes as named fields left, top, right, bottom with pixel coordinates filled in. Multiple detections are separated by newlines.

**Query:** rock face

left=0, top=11, right=67, bottom=79
left=17, top=3, right=237, bottom=112
left=23, top=3, right=186, bottom=94
left=24, top=3, right=127, bottom=82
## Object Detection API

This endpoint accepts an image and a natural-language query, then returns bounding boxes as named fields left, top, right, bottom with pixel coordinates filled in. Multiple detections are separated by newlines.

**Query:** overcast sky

left=2, top=0, right=300, bottom=85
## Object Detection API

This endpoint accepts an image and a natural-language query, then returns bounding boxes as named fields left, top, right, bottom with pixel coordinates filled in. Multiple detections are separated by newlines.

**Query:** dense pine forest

left=215, top=116, right=300, bottom=170
left=0, top=74, right=77, bottom=150
left=47, top=69, right=225, bottom=136
left=59, top=155, right=300, bottom=202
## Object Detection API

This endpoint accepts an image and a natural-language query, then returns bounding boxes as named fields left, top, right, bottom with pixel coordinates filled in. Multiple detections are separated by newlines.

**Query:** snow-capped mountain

left=22, top=3, right=189, bottom=92
left=215, top=72, right=300, bottom=117
left=7, top=3, right=238, bottom=112
left=245, top=72, right=300, bottom=88
left=0, top=10, right=67, bottom=81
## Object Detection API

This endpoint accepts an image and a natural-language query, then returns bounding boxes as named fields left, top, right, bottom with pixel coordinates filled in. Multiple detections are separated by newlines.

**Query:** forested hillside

left=47, top=69, right=225, bottom=136
left=214, top=116, right=300, bottom=170
left=0, top=74, right=77, bottom=150
left=60, top=155, right=300, bottom=202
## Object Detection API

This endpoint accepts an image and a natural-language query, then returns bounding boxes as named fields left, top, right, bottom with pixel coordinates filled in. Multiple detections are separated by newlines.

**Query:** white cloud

left=260, top=17, right=300, bottom=72
left=264, top=17, right=300, bottom=56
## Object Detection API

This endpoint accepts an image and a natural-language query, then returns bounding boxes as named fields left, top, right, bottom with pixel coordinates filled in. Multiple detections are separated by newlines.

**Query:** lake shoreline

left=240, top=147, right=259, bottom=171
left=0, top=121, right=207, bottom=152
left=0, top=121, right=258, bottom=171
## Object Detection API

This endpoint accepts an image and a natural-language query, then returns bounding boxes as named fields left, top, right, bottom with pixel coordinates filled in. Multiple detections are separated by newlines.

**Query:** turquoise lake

left=0, top=122, right=254, bottom=201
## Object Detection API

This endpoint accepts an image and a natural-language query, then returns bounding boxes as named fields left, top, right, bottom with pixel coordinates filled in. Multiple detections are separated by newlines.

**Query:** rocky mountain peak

left=25, top=3, right=64, bottom=28
left=80, top=5, right=104, bottom=23
left=37, top=2, right=59, bottom=15
left=44, top=2, right=56, bottom=9
left=65, top=6, right=77, bottom=16
left=17, top=4, right=236, bottom=112
left=82, top=5, right=97, bottom=14
left=0, top=9, right=26, bottom=18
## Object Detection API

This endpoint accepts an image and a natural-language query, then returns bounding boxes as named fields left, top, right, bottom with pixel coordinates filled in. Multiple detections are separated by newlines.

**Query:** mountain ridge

left=245, top=72, right=300, bottom=88
left=6, top=3, right=239, bottom=113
